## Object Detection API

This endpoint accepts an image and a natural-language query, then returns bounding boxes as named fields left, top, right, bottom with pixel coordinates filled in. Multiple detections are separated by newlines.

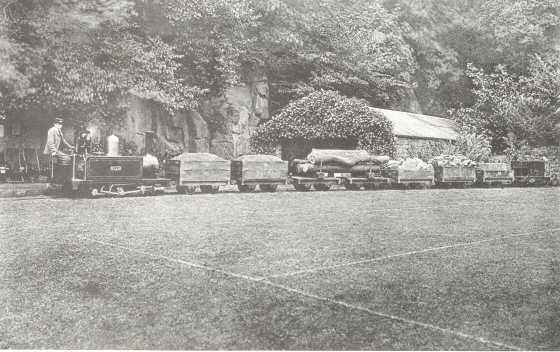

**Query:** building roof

left=371, top=108, right=458, bottom=141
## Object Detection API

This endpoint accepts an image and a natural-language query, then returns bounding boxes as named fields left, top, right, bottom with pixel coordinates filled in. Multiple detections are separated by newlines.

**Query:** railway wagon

left=231, top=154, right=288, bottom=192
left=475, top=163, right=514, bottom=186
left=432, top=163, right=476, bottom=187
left=511, top=160, right=554, bottom=186
left=166, top=153, right=231, bottom=194
left=382, top=159, right=434, bottom=189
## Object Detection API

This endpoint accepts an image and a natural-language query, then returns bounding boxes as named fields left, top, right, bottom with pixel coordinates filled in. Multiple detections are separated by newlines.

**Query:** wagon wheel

left=377, top=182, right=388, bottom=190
left=344, top=183, right=361, bottom=191
left=421, top=182, right=431, bottom=190
left=200, top=185, right=219, bottom=193
left=313, top=183, right=331, bottom=191
left=550, top=174, right=559, bottom=187
left=176, top=186, right=186, bottom=194
left=363, top=183, right=376, bottom=190
left=259, top=184, right=278, bottom=192
left=293, top=183, right=312, bottom=192
left=200, top=185, right=213, bottom=193
left=238, top=184, right=256, bottom=193
left=185, top=186, right=197, bottom=194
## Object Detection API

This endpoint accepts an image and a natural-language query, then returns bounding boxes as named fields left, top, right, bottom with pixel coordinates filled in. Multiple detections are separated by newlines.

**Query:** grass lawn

left=0, top=187, right=559, bottom=349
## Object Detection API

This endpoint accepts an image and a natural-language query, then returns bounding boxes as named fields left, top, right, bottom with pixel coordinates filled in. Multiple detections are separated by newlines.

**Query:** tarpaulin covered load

left=306, top=149, right=389, bottom=167
left=231, top=154, right=288, bottom=182
left=291, top=149, right=389, bottom=177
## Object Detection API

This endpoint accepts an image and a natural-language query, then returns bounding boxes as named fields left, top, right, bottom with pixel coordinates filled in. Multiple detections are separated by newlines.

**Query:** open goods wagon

left=231, top=155, right=288, bottom=192
left=433, top=164, right=476, bottom=187
left=382, top=159, right=434, bottom=189
left=511, top=160, right=558, bottom=186
left=166, top=153, right=231, bottom=194
left=475, top=163, right=514, bottom=186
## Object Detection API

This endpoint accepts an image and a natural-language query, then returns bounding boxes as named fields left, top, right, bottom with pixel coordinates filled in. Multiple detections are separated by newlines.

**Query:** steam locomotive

left=49, top=131, right=170, bottom=197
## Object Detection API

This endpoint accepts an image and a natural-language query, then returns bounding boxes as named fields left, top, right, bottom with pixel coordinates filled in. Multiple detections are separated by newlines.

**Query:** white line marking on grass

left=264, top=227, right=560, bottom=280
left=364, top=200, right=532, bottom=213
left=81, top=236, right=522, bottom=351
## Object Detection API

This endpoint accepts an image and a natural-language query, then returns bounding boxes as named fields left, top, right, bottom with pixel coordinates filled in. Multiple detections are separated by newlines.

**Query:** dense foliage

left=250, top=90, right=395, bottom=155
left=452, top=57, right=560, bottom=151
left=1, top=0, right=559, bottom=152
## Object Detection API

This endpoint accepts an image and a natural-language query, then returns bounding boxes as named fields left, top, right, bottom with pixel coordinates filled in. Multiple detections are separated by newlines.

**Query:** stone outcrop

left=115, top=75, right=269, bottom=159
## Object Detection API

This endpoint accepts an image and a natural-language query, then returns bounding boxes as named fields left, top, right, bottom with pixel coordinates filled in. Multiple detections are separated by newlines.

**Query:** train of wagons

left=49, top=132, right=559, bottom=197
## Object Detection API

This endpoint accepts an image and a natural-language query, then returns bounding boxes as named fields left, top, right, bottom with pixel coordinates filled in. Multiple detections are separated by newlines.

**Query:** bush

left=250, top=90, right=395, bottom=155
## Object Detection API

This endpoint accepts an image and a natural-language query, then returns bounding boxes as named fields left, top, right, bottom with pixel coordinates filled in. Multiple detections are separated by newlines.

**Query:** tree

left=451, top=56, right=560, bottom=151
left=0, top=0, right=206, bottom=125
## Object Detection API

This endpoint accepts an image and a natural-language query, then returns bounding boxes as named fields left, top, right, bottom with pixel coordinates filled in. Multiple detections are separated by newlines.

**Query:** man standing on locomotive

left=43, top=117, right=73, bottom=158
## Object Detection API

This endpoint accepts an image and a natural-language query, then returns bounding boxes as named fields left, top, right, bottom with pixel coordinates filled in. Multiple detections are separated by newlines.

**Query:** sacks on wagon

left=382, top=157, right=434, bottom=183
left=430, top=154, right=477, bottom=184
left=430, top=154, right=477, bottom=167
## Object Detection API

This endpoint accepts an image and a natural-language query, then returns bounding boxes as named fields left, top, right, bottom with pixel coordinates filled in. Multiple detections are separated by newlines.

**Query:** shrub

left=250, top=90, right=395, bottom=156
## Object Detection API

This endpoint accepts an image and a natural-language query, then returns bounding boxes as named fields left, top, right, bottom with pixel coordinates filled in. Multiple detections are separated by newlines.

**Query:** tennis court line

left=82, top=236, right=521, bottom=351
left=264, top=227, right=560, bottom=280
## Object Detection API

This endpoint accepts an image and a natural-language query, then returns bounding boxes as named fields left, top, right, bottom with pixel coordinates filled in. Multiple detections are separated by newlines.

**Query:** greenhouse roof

left=371, top=108, right=458, bottom=141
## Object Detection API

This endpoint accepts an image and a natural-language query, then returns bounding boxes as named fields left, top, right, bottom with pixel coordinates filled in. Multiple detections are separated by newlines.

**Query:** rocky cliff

left=113, top=75, right=270, bottom=159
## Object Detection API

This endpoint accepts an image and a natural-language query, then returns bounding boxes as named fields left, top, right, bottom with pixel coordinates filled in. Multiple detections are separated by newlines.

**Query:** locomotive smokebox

left=138, top=131, right=159, bottom=178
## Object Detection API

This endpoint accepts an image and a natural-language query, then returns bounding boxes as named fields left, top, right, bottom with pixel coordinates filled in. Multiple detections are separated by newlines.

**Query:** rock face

left=116, top=74, right=269, bottom=159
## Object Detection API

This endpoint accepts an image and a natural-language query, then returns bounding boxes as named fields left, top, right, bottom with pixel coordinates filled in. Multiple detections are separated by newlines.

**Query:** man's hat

left=54, top=118, right=64, bottom=124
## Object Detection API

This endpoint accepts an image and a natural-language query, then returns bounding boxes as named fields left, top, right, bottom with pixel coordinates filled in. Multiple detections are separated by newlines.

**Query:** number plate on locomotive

left=110, top=166, right=122, bottom=172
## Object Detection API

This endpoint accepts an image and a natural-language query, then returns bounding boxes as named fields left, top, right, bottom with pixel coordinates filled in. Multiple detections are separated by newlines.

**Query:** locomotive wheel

left=200, top=185, right=219, bottom=193
left=550, top=175, right=559, bottom=187
left=344, top=183, right=361, bottom=191
left=293, top=183, right=312, bottom=192
left=259, top=184, right=278, bottom=192
left=238, top=184, right=256, bottom=193
left=313, top=183, right=331, bottom=191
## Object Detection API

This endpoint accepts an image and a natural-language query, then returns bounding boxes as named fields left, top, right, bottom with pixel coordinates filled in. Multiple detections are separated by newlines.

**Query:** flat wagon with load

left=165, top=153, right=230, bottom=194
left=289, top=149, right=391, bottom=191
left=431, top=155, right=477, bottom=188
left=231, top=154, right=288, bottom=192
